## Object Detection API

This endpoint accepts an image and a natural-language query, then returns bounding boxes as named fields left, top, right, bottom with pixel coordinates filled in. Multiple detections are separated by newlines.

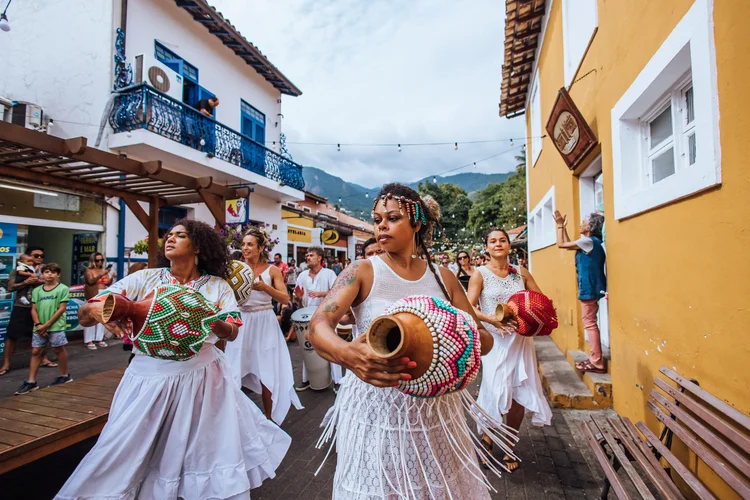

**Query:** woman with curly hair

left=308, top=184, right=517, bottom=499
left=225, top=226, right=302, bottom=424
left=57, top=220, right=291, bottom=500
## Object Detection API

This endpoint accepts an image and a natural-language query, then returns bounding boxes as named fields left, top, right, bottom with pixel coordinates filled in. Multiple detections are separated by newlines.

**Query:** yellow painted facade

left=525, top=1, right=749, bottom=496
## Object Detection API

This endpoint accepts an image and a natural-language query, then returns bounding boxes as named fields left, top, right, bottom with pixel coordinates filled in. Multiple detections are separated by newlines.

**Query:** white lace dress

left=318, top=256, right=515, bottom=500
left=225, top=266, right=303, bottom=425
left=476, top=266, right=552, bottom=428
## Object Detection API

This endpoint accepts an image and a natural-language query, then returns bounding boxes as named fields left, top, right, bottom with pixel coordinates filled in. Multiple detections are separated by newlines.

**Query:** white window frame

left=529, top=73, right=543, bottom=166
left=611, top=0, right=720, bottom=220
left=528, top=186, right=556, bottom=251
left=302, top=206, right=312, bottom=214
left=561, top=0, right=598, bottom=87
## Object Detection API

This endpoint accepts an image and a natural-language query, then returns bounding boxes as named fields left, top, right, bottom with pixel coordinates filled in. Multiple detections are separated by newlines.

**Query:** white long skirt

left=318, top=373, right=518, bottom=500
left=224, top=309, right=303, bottom=425
left=56, top=346, right=291, bottom=500
left=477, top=330, right=552, bottom=428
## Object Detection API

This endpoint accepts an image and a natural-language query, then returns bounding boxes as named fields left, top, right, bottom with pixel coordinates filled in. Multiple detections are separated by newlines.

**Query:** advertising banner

left=0, top=223, right=17, bottom=356
left=71, top=233, right=99, bottom=285
left=65, top=284, right=86, bottom=332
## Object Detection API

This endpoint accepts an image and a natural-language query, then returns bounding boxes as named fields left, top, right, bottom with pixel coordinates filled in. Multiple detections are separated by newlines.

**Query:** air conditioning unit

left=133, top=54, right=184, bottom=101
left=11, top=101, right=44, bottom=129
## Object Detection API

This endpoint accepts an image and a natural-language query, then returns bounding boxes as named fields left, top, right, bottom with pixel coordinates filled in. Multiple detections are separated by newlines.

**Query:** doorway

left=578, top=155, right=609, bottom=348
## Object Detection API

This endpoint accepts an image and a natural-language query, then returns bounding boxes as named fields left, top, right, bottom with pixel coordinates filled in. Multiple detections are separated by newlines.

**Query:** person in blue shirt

left=554, top=210, right=607, bottom=373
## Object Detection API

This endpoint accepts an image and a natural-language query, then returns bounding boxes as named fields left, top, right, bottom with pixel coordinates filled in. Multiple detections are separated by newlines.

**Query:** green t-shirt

left=31, top=283, right=70, bottom=332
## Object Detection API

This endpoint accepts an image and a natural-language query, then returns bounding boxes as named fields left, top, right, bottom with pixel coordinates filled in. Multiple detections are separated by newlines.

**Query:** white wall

left=0, top=0, right=115, bottom=144
left=126, top=0, right=282, bottom=146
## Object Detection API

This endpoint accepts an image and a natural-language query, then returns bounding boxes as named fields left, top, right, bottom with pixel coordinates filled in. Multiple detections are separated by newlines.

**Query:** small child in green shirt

left=15, top=263, right=73, bottom=395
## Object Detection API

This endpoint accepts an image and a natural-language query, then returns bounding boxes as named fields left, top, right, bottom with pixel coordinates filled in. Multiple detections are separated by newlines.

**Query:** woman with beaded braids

left=308, top=184, right=516, bottom=499
left=57, top=220, right=291, bottom=500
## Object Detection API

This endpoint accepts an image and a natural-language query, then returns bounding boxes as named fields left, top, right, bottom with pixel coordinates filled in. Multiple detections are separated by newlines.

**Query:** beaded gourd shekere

left=132, top=284, right=223, bottom=361
left=385, top=295, right=481, bottom=397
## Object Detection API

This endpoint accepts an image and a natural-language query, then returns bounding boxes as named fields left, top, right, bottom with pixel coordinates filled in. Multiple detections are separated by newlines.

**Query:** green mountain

left=301, top=167, right=512, bottom=216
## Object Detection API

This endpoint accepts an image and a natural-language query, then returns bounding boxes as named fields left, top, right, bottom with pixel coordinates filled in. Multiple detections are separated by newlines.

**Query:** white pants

left=83, top=323, right=104, bottom=344
left=301, top=361, right=343, bottom=384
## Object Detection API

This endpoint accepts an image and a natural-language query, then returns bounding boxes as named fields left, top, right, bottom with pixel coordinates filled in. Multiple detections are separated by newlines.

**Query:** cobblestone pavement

left=0, top=339, right=607, bottom=499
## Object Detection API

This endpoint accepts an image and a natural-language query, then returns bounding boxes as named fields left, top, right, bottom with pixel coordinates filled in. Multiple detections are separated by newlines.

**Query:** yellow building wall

left=526, top=1, right=750, bottom=497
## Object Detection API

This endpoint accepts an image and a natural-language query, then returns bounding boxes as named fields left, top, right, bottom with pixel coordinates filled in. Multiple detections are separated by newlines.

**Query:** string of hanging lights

left=266, top=135, right=543, bottom=150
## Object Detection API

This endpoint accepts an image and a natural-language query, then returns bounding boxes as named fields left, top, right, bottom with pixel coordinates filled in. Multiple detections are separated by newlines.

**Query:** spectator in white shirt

left=293, top=246, right=339, bottom=391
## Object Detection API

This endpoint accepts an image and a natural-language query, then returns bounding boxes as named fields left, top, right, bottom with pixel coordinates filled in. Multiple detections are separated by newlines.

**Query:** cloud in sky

left=211, top=0, right=524, bottom=186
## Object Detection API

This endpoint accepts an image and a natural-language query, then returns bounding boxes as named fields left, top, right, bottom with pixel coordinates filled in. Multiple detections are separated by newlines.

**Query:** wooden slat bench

left=581, top=366, right=750, bottom=499
left=0, top=367, right=125, bottom=474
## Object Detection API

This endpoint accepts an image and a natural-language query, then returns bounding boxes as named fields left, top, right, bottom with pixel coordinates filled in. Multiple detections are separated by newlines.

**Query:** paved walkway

left=0, top=340, right=607, bottom=499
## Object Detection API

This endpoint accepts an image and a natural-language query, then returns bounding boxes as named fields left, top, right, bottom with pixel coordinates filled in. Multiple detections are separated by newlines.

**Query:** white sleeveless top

left=240, top=266, right=272, bottom=311
left=477, top=265, right=525, bottom=334
left=352, top=255, right=448, bottom=339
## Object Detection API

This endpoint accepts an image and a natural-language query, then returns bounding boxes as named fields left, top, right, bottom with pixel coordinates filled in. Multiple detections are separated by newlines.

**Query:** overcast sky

left=211, top=0, right=524, bottom=187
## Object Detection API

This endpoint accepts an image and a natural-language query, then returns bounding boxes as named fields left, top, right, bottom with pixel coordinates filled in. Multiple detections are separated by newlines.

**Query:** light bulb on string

left=510, top=138, right=514, bottom=146
left=365, top=193, right=369, bottom=198
left=337, top=143, right=341, bottom=152
left=454, top=142, right=458, bottom=151
left=338, top=197, right=342, bottom=203
left=397, top=144, right=402, bottom=152
left=433, top=176, right=437, bottom=183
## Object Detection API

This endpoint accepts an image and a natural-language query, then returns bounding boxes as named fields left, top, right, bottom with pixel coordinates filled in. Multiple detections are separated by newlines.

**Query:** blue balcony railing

left=109, top=84, right=305, bottom=190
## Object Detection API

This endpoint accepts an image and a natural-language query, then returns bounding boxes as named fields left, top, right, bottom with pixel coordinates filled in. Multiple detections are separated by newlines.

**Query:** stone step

left=566, top=350, right=613, bottom=409
left=534, top=337, right=608, bottom=410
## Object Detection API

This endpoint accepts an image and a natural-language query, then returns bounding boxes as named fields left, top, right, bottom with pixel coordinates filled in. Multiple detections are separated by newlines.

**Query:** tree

left=467, top=147, right=527, bottom=241
left=417, top=182, right=472, bottom=250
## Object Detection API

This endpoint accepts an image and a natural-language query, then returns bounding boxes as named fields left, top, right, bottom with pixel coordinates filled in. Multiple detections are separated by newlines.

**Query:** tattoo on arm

left=308, top=262, right=360, bottom=342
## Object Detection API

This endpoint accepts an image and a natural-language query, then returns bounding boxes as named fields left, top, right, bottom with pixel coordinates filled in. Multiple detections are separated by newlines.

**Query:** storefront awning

left=0, top=121, right=249, bottom=265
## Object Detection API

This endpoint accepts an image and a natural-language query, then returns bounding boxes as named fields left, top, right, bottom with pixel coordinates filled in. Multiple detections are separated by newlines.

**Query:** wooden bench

left=580, top=367, right=750, bottom=499
left=0, top=367, right=125, bottom=474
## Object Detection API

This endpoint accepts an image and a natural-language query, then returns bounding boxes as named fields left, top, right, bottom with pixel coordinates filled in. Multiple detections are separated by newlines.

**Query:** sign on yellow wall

left=288, top=226, right=311, bottom=243
left=321, top=229, right=340, bottom=245
left=226, top=198, right=248, bottom=224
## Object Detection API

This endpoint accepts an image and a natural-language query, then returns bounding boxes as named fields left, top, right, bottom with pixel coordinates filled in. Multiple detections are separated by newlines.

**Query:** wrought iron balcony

left=109, top=83, right=305, bottom=191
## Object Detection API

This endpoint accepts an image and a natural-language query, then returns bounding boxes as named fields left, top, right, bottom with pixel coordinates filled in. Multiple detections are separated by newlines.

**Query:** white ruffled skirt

left=477, top=329, right=552, bottom=428
left=317, top=373, right=519, bottom=500
left=55, top=346, right=291, bottom=500
left=224, top=309, right=303, bottom=425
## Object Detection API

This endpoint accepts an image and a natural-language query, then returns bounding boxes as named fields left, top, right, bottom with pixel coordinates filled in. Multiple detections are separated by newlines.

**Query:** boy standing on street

left=15, top=263, right=73, bottom=395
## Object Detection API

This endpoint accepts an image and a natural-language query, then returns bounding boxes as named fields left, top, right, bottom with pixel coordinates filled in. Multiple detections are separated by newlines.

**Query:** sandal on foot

left=86, top=343, right=97, bottom=350
left=503, top=454, right=520, bottom=472
left=575, top=360, right=606, bottom=373
left=42, top=362, right=58, bottom=368
left=0, top=368, right=10, bottom=376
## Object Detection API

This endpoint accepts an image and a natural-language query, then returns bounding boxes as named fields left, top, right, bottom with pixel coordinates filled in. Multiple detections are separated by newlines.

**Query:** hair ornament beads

left=372, top=194, right=428, bottom=226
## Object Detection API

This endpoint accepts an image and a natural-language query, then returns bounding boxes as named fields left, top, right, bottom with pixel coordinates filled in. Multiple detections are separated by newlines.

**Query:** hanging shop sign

left=71, top=233, right=99, bottom=285
left=288, top=226, right=312, bottom=243
left=321, top=229, right=340, bottom=245
left=226, top=198, right=249, bottom=224
left=545, top=88, right=598, bottom=171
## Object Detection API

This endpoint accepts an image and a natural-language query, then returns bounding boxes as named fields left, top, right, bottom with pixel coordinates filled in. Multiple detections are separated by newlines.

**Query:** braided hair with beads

left=372, top=183, right=450, bottom=302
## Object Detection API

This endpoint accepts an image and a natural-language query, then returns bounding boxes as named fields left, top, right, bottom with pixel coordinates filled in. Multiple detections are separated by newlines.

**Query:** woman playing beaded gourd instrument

left=56, top=220, right=291, bottom=500
left=308, top=184, right=518, bottom=499
left=467, top=228, right=553, bottom=471
left=224, top=226, right=302, bottom=424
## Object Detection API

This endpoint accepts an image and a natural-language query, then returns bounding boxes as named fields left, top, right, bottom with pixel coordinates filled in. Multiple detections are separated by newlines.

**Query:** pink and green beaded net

left=382, top=295, right=482, bottom=398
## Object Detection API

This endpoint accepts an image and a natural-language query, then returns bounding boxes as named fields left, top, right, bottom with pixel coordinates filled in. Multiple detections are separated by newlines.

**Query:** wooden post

left=198, top=190, right=226, bottom=227
left=148, top=197, right=160, bottom=268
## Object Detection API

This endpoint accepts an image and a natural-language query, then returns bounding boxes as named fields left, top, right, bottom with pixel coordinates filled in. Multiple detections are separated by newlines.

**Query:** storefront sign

left=288, top=226, right=312, bottom=243
left=226, top=198, right=249, bottom=224
left=0, top=223, right=17, bottom=356
left=355, top=241, right=364, bottom=257
left=321, top=229, right=340, bottom=245
left=65, top=284, right=85, bottom=331
left=545, top=88, right=597, bottom=170
left=71, top=233, right=99, bottom=285
left=0, top=223, right=17, bottom=255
